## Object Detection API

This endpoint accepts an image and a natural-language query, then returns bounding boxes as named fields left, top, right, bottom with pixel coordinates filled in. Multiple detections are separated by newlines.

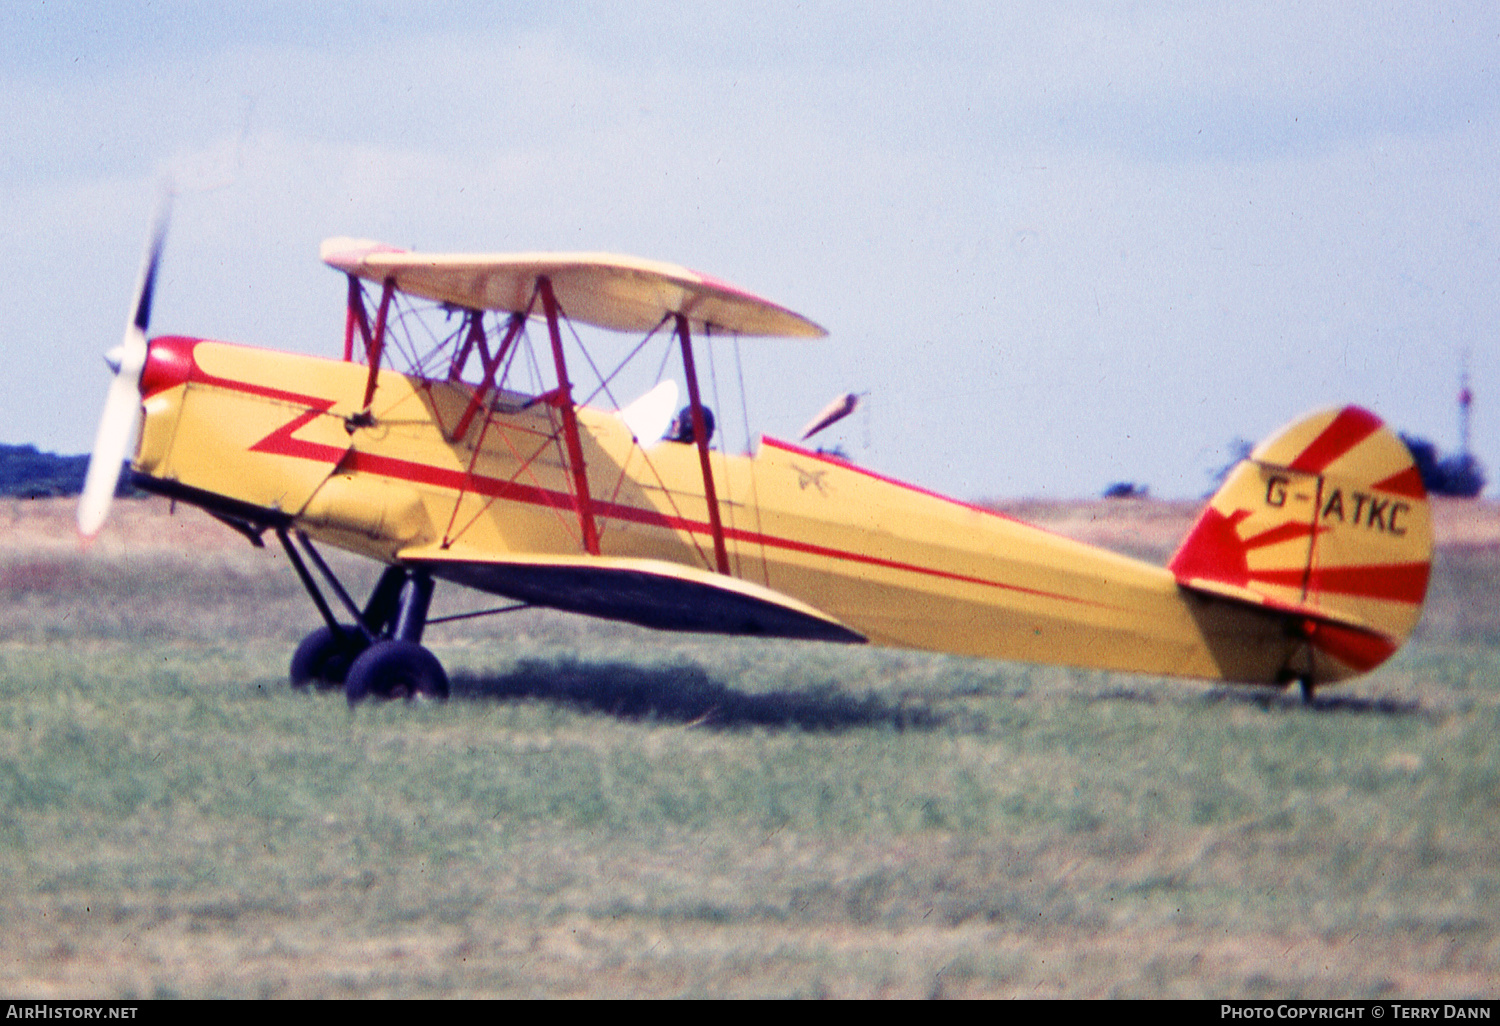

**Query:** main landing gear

left=279, top=529, right=449, bottom=704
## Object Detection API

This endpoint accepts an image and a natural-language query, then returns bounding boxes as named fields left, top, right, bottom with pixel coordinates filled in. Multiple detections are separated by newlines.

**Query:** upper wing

left=399, top=547, right=864, bottom=643
left=320, top=238, right=827, bottom=339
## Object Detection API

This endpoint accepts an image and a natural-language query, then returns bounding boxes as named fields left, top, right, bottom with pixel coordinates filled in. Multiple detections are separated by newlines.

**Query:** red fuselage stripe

left=153, top=337, right=1122, bottom=610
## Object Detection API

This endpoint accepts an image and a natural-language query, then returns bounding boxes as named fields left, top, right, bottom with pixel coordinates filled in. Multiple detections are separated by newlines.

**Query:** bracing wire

left=734, top=336, right=771, bottom=586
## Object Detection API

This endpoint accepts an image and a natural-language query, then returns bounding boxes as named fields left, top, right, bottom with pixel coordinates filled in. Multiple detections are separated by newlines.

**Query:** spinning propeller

left=78, top=199, right=171, bottom=538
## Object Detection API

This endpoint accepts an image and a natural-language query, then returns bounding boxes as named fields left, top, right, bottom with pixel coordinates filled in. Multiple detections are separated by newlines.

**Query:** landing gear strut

left=279, top=530, right=449, bottom=703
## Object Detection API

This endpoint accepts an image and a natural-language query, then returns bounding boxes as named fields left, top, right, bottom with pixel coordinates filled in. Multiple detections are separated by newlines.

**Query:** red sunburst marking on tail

left=1168, top=507, right=1253, bottom=586
left=1372, top=465, right=1427, bottom=498
left=1241, top=520, right=1321, bottom=551
left=1167, top=508, right=1326, bottom=587
left=1287, top=407, right=1383, bottom=475
left=1249, top=563, right=1431, bottom=605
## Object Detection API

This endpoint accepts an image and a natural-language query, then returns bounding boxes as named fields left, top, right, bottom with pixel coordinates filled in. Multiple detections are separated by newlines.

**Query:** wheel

left=344, top=640, right=449, bottom=704
left=290, top=625, right=368, bottom=689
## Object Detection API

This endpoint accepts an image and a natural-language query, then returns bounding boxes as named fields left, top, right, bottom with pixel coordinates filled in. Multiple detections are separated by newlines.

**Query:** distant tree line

left=1399, top=434, right=1486, bottom=498
left=1125, top=432, right=1488, bottom=500
left=0, top=444, right=87, bottom=497
left=0, top=444, right=140, bottom=499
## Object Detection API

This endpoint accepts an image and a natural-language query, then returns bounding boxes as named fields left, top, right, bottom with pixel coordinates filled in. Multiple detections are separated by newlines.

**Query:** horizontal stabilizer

left=399, top=548, right=865, bottom=644
left=1175, top=575, right=1403, bottom=678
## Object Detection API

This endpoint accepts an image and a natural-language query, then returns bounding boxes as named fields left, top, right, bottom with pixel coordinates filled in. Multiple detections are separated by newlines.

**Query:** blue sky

left=5, top=1, right=1497, bottom=498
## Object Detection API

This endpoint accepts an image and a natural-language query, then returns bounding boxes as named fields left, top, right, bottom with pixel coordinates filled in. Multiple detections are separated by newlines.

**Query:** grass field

left=1, top=496, right=1497, bottom=998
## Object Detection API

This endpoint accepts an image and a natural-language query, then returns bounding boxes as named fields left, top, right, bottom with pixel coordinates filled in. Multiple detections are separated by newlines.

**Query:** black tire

left=290, top=625, right=367, bottom=689
left=344, top=640, right=449, bottom=704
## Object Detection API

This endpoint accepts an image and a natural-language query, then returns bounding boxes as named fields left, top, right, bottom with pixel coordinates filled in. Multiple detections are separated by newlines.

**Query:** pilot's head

left=668, top=404, right=715, bottom=444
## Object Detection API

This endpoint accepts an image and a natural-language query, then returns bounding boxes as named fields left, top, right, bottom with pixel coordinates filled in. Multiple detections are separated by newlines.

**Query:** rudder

left=1169, top=406, right=1432, bottom=684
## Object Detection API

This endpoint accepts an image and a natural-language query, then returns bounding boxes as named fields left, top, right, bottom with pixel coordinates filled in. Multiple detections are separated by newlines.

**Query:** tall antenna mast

left=1459, top=348, right=1474, bottom=458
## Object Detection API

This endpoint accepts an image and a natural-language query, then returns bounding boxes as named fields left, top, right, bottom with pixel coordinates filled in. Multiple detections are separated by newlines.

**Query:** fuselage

left=132, top=334, right=1315, bottom=685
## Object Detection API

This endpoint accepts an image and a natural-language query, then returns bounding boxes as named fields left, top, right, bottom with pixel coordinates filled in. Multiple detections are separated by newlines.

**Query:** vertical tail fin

left=1169, top=406, right=1432, bottom=684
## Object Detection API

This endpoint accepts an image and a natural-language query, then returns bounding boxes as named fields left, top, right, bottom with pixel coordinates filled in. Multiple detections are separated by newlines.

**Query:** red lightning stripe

left=157, top=337, right=1118, bottom=611
left=249, top=405, right=340, bottom=462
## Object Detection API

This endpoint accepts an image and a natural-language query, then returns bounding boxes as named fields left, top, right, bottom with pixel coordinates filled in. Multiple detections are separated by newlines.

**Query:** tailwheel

left=290, top=625, right=369, bottom=689
left=344, top=640, right=450, bottom=704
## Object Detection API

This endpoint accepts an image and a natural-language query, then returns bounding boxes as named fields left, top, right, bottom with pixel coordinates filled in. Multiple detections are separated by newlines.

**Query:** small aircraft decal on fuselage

left=790, top=463, right=829, bottom=494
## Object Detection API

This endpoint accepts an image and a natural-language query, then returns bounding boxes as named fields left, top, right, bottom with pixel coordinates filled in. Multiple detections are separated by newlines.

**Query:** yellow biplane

left=80, top=209, right=1432, bottom=704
